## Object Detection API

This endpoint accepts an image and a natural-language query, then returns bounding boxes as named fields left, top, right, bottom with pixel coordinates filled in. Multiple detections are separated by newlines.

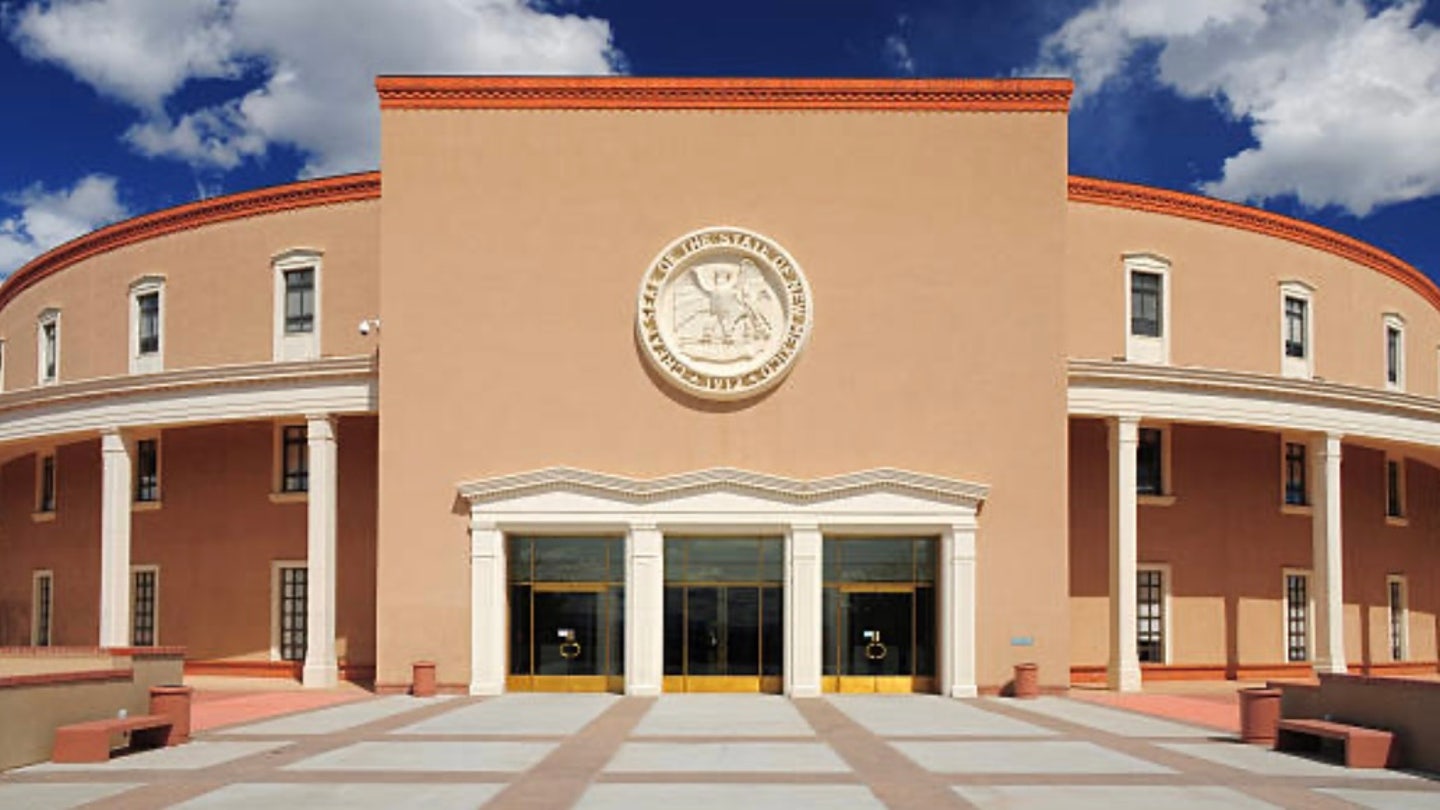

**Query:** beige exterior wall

left=377, top=107, right=1072, bottom=689
left=1066, top=203, right=1440, bottom=393
left=0, top=200, right=379, bottom=389
left=1071, top=418, right=1439, bottom=672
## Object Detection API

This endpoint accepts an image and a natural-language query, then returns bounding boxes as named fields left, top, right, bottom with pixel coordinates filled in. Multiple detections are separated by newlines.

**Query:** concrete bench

left=1275, top=718, right=1397, bottom=769
left=52, top=714, right=174, bottom=763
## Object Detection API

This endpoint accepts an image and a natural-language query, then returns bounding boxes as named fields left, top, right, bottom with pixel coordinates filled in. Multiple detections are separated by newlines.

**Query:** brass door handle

left=865, top=641, right=888, bottom=661
left=559, top=640, right=582, bottom=659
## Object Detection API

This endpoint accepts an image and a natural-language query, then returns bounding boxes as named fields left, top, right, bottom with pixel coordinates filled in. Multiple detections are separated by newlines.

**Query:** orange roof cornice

left=1068, top=175, right=1440, bottom=313
left=375, top=76, right=1074, bottom=112
left=0, top=172, right=380, bottom=313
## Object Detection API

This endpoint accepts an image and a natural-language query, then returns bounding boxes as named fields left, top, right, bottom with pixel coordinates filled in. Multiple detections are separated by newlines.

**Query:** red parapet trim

left=0, top=172, right=381, bottom=316
left=0, top=668, right=133, bottom=689
left=376, top=76, right=1073, bottom=113
left=1068, top=175, right=1440, bottom=314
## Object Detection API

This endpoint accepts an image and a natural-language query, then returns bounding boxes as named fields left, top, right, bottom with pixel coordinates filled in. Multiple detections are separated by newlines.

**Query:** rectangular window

left=1388, top=576, right=1407, bottom=662
left=1130, top=271, right=1163, bottom=338
left=131, top=567, right=157, bottom=647
left=1284, top=442, right=1308, bottom=506
left=137, top=291, right=160, bottom=354
left=278, top=566, right=308, bottom=662
left=1386, top=457, right=1405, bottom=519
left=284, top=268, right=315, bottom=334
left=1137, top=568, right=1165, bottom=663
left=33, top=571, right=53, bottom=647
left=135, top=438, right=159, bottom=503
left=1385, top=317, right=1404, bottom=389
left=1284, top=296, right=1307, bottom=358
left=40, top=317, right=58, bottom=383
left=281, top=425, right=308, bottom=493
left=1137, top=427, right=1164, bottom=495
left=1285, top=572, right=1310, bottom=663
left=38, top=453, right=56, bottom=512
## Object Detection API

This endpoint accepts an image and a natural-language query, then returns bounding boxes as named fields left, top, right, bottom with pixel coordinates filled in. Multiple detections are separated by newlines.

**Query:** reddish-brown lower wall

left=0, top=417, right=377, bottom=673
left=1070, top=418, right=1440, bottom=674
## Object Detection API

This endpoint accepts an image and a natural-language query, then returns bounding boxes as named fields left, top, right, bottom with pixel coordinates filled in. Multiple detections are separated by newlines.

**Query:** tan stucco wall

left=377, top=107, right=1072, bottom=689
left=0, top=418, right=377, bottom=668
left=1066, top=203, right=1440, bottom=393
left=0, top=200, right=379, bottom=390
left=1071, top=418, right=1439, bottom=670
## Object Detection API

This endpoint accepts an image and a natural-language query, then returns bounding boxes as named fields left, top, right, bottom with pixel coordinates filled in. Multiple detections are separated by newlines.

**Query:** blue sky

left=1, top=0, right=1437, bottom=279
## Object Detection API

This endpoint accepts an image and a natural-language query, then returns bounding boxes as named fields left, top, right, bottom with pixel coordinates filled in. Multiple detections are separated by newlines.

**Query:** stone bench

left=52, top=714, right=174, bottom=763
left=1275, top=718, right=1397, bottom=769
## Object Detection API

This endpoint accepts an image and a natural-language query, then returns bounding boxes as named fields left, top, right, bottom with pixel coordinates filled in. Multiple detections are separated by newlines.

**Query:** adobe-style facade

left=0, top=78, right=1433, bottom=696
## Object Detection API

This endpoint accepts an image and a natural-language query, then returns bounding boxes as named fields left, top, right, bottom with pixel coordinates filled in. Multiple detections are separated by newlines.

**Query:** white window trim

left=37, top=308, right=60, bottom=386
left=32, top=569, right=54, bottom=647
left=1383, top=313, right=1405, bottom=391
left=130, top=564, right=160, bottom=645
left=1385, top=452, right=1407, bottom=526
left=1124, top=252, right=1172, bottom=365
left=270, top=559, right=307, bottom=662
left=1137, top=562, right=1172, bottom=665
left=1279, top=433, right=1312, bottom=515
left=272, top=248, right=322, bottom=362
left=1137, top=422, right=1176, bottom=506
left=1282, top=567, right=1314, bottom=664
left=1387, top=574, right=1408, bottom=663
left=0, top=338, right=7, bottom=393
left=1279, top=280, right=1315, bottom=380
left=128, top=275, right=165, bottom=375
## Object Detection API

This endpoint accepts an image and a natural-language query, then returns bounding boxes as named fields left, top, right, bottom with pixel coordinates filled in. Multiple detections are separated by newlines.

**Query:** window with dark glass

left=1386, top=459, right=1404, bottom=518
left=41, top=320, right=57, bottom=381
left=39, top=454, right=56, bottom=512
left=34, top=573, right=52, bottom=647
left=281, top=425, right=308, bottom=492
left=1389, top=578, right=1406, bottom=661
left=1386, top=325, right=1402, bottom=384
left=1286, top=573, right=1309, bottom=662
left=1137, top=428, right=1164, bottom=495
left=137, top=291, right=160, bottom=354
left=284, top=268, right=315, bottom=334
left=1284, top=442, right=1307, bottom=506
left=135, top=438, right=159, bottom=502
left=1130, top=271, right=1163, bottom=337
left=278, top=566, right=307, bottom=661
left=1137, top=569, right=1164, bottom=663
left=1284, top=296, right=1307, bottom=358
left=132, top=569, right=157, bottom=647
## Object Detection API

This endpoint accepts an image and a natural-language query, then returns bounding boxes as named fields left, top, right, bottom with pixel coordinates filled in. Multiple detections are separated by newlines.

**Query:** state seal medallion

left=637, top=227, right=813, bottom=401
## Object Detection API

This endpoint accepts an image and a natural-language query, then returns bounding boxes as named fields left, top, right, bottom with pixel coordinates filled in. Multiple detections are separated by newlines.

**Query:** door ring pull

left=559, top=640, right=582, bottom=659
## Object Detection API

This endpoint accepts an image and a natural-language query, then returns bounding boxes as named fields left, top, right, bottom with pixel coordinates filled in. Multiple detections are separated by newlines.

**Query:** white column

left=302, top=414, right=339, bottom=688
left=98, top=428, right=133, bottom=647
left=1311, top=432, right=1347, bottom=674
left=784, top=523, right=823, bottom=698
left=1108, top=415, right=1142, bottom=692
left=468, top=521, right=506, bottom=695
left=624, top=523, right=664, bottom=696
left=940, top=519, right=978, bottom=698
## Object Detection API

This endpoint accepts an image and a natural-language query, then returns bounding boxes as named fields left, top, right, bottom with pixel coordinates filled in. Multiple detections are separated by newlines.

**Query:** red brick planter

left=1013, top=663, right=1039, bottom=699
left=148, top=685, right=193, bottom=745
left=1239, top=687, right=1282, bottom=745
left=412, top=661, right=437, bottom=697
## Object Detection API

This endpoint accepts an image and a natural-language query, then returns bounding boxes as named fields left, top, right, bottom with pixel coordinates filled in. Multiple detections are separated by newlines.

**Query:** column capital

left=305, top=414, right=336, bottom=441
left=626, top=521, right=661, bottom=533
left=99, top=427, right=129, bottom=453
left=787, top=522, right=822, bottom=534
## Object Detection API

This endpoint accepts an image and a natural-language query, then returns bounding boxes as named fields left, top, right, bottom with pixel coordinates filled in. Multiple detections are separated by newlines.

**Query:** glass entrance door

left=664, top=537, right=783, bottom=692
left=823, top=537, right=937, bottom=693
left=842, top=589, right=913, bottom=684
left=509, top=537, right=624, bottom=692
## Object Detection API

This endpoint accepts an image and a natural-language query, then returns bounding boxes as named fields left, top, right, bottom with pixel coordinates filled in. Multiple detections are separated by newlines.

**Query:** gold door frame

left=823, top=583, right=937, bottom=694
left=507, top=582, right=623, bottom=693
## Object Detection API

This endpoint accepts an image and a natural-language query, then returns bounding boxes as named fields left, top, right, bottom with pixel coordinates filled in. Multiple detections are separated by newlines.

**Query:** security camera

left=358, top=318, right=380, bottom=336
left=358, top=319, right=371, bottom=336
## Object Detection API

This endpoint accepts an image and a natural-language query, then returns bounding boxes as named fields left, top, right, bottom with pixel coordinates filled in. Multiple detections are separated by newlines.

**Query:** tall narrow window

left=1285, top=572, right=1310, bottom=662
left=277, top=565, right=308, bottom=662
left=1137, top=568, right=1165, bottom=663
left=129, top=277, right=165, bottom=374
left=135, top=438, right=160, bottom=503
left=1125, top=254, right=1171, bottom=364
left=37, top=452, right=56, bottom=513
left=284, top=269, right=315, bottom=334
left=131, top=567, right=158, bottom=647
left=281, top=425, right=308, bottom=493
left=1284, top=297, right=1307, bottom=358
left=1137, top=427, right=1164, bottom=495
left=38, top=309, right=59, bottom=385
left=1388, top=575, right=1407, bottom=662
left=1384, top=314, right=1405, bottom=390
left=1386, top=456, right=1405, bottom=520
left=33, top=571, right=53, bottom=647
left=1283, top=442, right=1308, bottom=506
left=1131, top=272, right=1162, bottom=337
left=0, top=339, right=7, bottom=393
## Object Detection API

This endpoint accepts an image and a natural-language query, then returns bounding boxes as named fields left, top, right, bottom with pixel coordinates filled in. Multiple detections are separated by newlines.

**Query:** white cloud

left=1034, top=0, right=1440, bottom=216
left=8, top=0, right=621, bottom=177
left=0, top=175, right=130, bottom=276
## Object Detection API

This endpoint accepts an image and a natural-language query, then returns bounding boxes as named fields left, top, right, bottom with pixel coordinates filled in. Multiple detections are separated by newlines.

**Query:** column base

left=1312, top=658, right=1348, bottom=675
left=1107, top=660, right=1142, bottom=692
left=469, top=680, right=504, bottom=696
left=302, top=661, right=339, bottom=689
left=946, top=684, right=979, bottom=699
left=625, top=683, right=661, bottom=697
left=786, top=684, right=822, bottom=699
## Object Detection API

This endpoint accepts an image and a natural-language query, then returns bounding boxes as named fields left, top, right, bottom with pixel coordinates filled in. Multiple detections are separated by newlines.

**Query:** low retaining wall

left=1275, top=673, right=1440, bottom=774
left=0, top=647, right=185, bottom=772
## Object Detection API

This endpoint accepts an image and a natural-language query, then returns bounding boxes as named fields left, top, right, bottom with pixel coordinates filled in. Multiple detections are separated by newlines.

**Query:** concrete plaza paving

left=1, top=692, right=1437, bottom=809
